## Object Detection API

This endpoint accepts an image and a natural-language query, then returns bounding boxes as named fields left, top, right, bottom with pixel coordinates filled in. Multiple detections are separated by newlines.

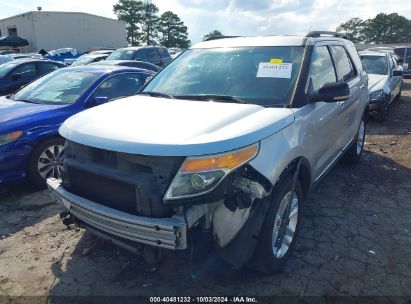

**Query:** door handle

left=360, top=84, right=365, bottom=90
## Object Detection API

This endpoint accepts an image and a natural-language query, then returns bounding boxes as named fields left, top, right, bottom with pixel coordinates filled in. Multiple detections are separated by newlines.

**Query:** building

left=0, top=11, right=128, bottom=53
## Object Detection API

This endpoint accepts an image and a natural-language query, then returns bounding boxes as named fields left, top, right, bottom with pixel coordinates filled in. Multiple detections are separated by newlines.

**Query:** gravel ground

left=1, top=81, right=411, bottom=301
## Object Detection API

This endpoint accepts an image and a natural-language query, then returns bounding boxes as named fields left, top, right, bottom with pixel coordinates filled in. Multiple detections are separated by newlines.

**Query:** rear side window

left=329, top=46, right=356, bottom=82
left=38, top=63, right=60, bottom=75
left=307, top=46, right=337, bottom=92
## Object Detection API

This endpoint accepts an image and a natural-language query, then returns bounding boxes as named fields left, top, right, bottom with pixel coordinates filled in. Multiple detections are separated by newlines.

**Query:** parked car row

left=0, top=65, right=155, bottom=186
left=359, top=50, right=403, bottom=121
left=0, top=32, right=406, bottom=274
left=46, top=31, right=371, bottom=274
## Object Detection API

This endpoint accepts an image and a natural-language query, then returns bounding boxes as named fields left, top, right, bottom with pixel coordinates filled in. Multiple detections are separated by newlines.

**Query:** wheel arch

left=276, top=156, right=311, bottom=199
left=25, top=134, right=65, bottom=174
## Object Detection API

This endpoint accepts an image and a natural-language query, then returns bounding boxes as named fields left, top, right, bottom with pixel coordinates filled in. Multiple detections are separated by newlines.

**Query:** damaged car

left=360, top=50, right=403, bottom=121
left=48, top=31, right=369, bottom=273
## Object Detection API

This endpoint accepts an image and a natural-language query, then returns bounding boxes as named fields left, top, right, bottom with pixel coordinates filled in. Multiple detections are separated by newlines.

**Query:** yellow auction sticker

left=270, top=58, right=283, bottom=64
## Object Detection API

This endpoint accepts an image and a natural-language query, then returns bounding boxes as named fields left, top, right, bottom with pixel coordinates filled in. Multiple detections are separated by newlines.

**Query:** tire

left=395, top=85, right=402, bottom=100
left=375, top=103, right=389, bottom=122
left=249, top=175, right=303, bottom=274
left=27, top=137, right=65, bottom=189
left=343, top=116, right=366, bottom=163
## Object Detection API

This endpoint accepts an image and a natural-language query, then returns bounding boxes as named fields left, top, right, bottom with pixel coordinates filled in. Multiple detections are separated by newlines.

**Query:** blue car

left=0, top=65, right=154, bottom=187
left=0, top=59, right=66, bottom=96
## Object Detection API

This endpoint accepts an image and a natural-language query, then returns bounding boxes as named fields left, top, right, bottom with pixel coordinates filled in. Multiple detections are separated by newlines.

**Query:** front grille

left=62, top=141, right=184, bottom=218
left=68, top=166, right=138, bottom=215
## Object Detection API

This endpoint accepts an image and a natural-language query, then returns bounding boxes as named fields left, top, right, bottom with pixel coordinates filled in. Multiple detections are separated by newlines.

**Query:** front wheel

left=343, top=116, right=366, bottom=163
left=249, top=175, right=302, bottom=274
left=27, top=138, right=65, bottom=189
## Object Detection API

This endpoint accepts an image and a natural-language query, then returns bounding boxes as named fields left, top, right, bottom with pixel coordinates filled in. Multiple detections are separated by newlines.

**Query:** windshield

left=71, top=56, right=94, bottom=66
left=106, top=49, right=135, bottom=60
left=143, top=46, right=304, bottom=106
left=361, top=56, right=387, bottom=75
left=13, top=70, right=100, bottom=104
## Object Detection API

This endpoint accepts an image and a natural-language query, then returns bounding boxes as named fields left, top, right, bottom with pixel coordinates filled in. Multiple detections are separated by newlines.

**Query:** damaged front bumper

left=47, top=178, right=188, bottom=250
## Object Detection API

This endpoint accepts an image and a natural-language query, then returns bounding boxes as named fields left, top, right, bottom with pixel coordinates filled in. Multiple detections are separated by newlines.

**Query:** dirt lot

left=1, top=81, right=411, bottom=301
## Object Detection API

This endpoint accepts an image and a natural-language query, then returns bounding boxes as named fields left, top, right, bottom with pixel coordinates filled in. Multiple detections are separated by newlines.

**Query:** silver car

left=360, top=50, right=403, bottom=121
left=48, top=31, right=369, bottom=274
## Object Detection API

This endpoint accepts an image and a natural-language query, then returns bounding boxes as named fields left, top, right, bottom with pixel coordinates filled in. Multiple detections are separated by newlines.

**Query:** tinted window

left=93, top=56, right=106, bottom=63
left=308, top=46, right=336, bottom=92
left=13, top=63, right=37, bottom=78
left=93, top=73, right=142, bottom=101
left=38, top=63, right=60, bottom=75
left=330, top=46, right=356, bottom=82
left=159, top=48, right=171, bottom=59
left=133, top=49, right=146, bottom=60
left=389, top=55, right=398, bottom=69
left=146, top=49, right=160, bottom=63
left=360, top=56, right=387, bottom=75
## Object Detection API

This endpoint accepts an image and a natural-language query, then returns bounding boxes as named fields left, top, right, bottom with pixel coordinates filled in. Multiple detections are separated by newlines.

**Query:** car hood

left=368, top=74, right=388, bottom=92
left=60, top=96, right=295, bottom=156
left=0, top=97, right=66, bottom=131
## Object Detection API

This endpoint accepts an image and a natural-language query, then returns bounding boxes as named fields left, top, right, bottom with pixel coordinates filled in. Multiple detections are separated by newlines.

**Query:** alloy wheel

left=37, top=144, right=64, bottom=179
left=272, top=191, right=299, bottom=258
left=356, top=120, right=365, bottom=155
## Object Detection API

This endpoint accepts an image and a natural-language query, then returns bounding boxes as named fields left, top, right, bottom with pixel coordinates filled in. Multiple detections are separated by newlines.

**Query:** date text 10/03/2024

left=149, top=296, right=258, bottom=303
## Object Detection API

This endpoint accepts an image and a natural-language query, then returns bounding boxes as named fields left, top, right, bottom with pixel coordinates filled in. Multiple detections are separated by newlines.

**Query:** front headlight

left=369, top=89, right=384, bottom=101
left=164, top=143, right=259, bottom=200
left=0, top=131, right=23, bottom=146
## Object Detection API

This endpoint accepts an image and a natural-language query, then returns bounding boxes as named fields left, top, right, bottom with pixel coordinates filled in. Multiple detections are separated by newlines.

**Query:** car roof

left=192, top=35, right=353, bottom=49
left=64, top=64, right=154, bottom=74
left=78, top=53, right=108, bottom=59
left=3, top=58, right=64, bottom=65
left=359, top=51, right=387, bottom=57
left=115, top=46, right=163, bottom=51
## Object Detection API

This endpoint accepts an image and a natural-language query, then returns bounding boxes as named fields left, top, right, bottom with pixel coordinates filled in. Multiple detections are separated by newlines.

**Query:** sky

left=1, top=0, right=411, bottom=44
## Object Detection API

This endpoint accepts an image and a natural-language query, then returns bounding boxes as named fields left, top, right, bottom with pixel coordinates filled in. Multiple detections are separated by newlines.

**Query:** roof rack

left=204, top=35, right=242, bottom=41
left=306, top=31, right=348, bottom=40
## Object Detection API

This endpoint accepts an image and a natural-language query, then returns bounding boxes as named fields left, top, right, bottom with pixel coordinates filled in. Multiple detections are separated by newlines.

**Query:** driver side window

left=93, top=73, right=142, bottom=101
left=307, top=46, right=337, bottom=93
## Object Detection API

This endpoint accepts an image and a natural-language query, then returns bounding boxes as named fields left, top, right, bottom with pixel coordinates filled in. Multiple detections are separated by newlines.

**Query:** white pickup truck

left=48, top=31, right=369, bottom=273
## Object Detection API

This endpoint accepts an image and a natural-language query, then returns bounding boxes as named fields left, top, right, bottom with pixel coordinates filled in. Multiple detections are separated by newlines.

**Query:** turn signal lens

left=181, top=144, right=259, bottom=173
left=6, top=131, right=23, bottom=141
left=0, top=131, right=23, bottom=146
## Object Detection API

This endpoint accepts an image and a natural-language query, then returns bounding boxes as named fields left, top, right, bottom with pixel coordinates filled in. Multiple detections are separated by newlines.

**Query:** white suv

left=48, top=31, right=369, bottom=273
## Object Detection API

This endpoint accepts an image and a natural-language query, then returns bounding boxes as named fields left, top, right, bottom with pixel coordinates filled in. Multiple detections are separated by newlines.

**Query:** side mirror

left=393, top=69, right=403, bottom=76
left=309, top=82, right=350, bottom=103
left=11, top=73, right=22, bottom=81
left=87, top=96, right=109, bottom=107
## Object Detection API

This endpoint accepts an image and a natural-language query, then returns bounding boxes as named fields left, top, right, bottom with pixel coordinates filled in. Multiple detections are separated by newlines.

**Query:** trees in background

left=113, top=0, right=143, bottom=45
left=113, top=0, right=191, bottom=47
left=202, top=30, right=223, bottom=41
left=337, top=13, right=411, bottom=44
left=158, top=11, right=190, bottom=48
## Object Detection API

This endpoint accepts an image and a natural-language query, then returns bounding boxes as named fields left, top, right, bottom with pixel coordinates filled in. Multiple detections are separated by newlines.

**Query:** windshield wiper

left=139, top=91, right=175, bottom=99
left=175, top=94, right=246, bottom=104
